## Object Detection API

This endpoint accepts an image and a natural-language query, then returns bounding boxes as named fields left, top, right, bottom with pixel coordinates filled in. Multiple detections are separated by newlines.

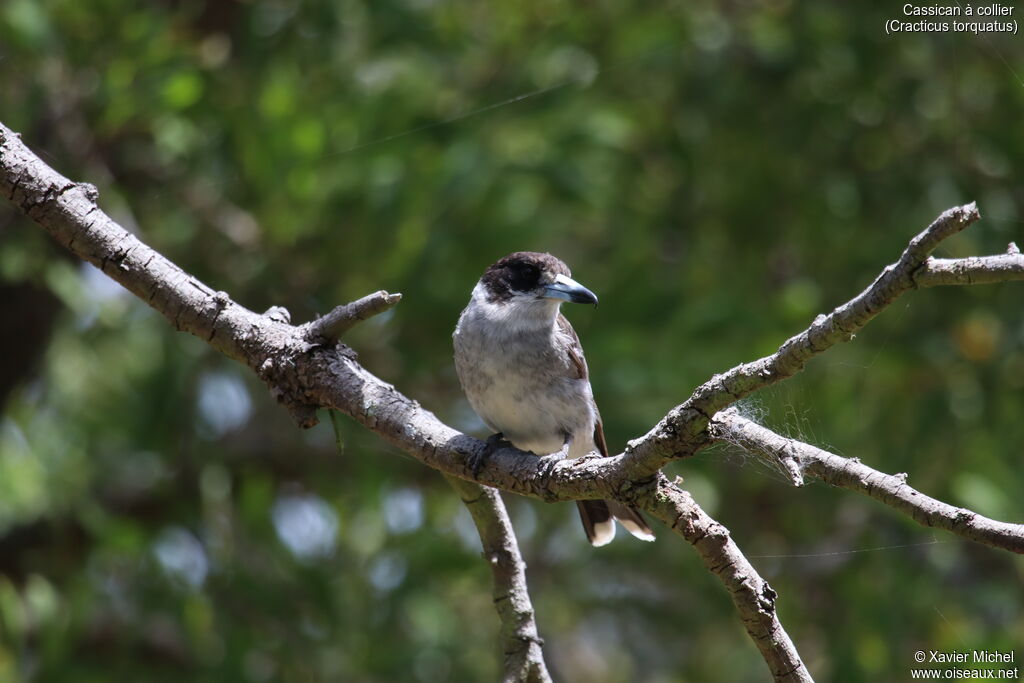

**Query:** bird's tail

left=577, top=500, right=655, bottom=546
left=577, top=500, right=615, bottom=546
left=608, top=501, right=656, bottom=542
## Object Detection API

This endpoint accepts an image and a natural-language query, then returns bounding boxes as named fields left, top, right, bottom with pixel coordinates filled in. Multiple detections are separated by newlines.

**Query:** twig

left=302, top=291, right=403, bottom=342
left=446, top=477, right=551, bottom=683
left=915, top=250, right=1024, bottom=287
left=710, top=410, right=1024, bottom=554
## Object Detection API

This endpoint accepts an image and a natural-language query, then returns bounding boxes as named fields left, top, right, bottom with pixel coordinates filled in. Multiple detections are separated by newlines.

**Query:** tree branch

left=446, top=477, right=551, bottom=683
left=0, top=124, right=290, bottom=370
left=709, top=409, right=1024, bottom=554
left=618, top=204, right=985, bottom=479
left=643, top=475, right=812, bottom=681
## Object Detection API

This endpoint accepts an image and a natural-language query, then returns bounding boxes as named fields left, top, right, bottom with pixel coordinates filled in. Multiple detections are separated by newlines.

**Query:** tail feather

left=607, top=502, right=656, bottom=542
left=578, top=500, right=655, bottom=545
left=577, top=500, right=615, bottom=547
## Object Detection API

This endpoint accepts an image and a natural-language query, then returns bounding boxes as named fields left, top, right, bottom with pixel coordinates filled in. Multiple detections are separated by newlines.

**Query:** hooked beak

left=542, top=273, right=599, bottom=305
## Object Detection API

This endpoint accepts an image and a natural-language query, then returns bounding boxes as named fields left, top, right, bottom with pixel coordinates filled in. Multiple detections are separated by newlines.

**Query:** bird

left=453, top=251, right=655, bottom=546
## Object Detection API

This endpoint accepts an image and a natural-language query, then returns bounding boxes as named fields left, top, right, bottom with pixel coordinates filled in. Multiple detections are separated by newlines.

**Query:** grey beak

left=543, top=273, right=599, bottom=305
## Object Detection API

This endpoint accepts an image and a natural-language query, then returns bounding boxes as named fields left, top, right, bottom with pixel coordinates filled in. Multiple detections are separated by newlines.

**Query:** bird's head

left=477, top=252, right=598, bottom=308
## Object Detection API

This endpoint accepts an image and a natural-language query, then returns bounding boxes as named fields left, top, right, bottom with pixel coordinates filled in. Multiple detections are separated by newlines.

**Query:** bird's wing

left=556, top=313, right=609, bottom=458
left=592, top=415, right=610, bottom=458
left=556, top=312, right=588, bottom=381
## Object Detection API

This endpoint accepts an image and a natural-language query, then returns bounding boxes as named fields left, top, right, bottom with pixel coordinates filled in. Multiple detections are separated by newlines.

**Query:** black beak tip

left=572, top=291, right=598, bottom=306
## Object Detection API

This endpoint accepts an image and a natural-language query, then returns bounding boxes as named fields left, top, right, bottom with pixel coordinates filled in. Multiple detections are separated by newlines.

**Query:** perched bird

left=453, top=251, right=655, bottom=546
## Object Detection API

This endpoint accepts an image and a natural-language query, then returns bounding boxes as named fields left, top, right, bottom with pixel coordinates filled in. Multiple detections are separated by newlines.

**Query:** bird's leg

left=535, top=435, right=573, bottom=482
left=551, top=434, right=572, bottom=460
left=469, top=432, right=511, bottom=478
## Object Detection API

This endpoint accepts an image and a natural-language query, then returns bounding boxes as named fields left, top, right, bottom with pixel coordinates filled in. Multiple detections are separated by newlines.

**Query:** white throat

left=467, top=281, right=562, bottom=333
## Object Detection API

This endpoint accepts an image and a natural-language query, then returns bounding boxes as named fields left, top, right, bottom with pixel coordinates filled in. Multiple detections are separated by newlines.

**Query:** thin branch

left=302, top=291, right=403, bottom=342
left=446, top=477, right=551, bottom=683
left=915, top=249, right=1024, bottom=287
left=619, top=203, right=983, bottom=479
left=642, top=475, right=812, bottom=682
left=710, top=409, right=1024, bottom=554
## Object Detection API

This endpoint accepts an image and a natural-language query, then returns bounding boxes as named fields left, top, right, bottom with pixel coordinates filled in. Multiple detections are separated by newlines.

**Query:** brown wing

left=556, top=312, right=588, bottom=380
left=592, top=417, right=610, bottom=458
left=556, top=313, right=609, bottom=458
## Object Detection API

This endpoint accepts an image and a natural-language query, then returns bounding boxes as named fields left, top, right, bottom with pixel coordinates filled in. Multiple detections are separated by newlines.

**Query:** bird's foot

left=469, top=432, right=511, bottom=478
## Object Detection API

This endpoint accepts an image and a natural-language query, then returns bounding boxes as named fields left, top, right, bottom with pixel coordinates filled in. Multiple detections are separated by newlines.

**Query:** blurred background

left=1, top=1, right=1022, bottom=681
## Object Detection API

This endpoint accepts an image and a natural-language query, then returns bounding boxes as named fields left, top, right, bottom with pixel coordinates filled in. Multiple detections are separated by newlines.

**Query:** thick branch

left=0, top=123, right=295, bottom=371
left=710, top=410, right=1024, bottom=554
left=446, top=477, right=551, bottom=683
left=619, top=203, right=982, bottom=478
left=642, top=475, right=812, bottom=682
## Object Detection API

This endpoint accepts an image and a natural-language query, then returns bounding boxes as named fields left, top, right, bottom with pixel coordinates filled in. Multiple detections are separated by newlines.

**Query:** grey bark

left=446, top=477, right=551, bottom=682
left=710, top=409, right=1024, bottom=554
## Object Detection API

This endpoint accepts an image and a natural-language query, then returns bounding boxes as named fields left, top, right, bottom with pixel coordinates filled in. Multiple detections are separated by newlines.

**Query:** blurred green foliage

left=1, top=1, right=1023, bottom=681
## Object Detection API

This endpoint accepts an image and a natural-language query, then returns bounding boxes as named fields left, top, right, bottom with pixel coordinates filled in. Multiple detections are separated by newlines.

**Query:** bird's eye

left=521, top=265, right=540, bottom=283
left=507, top=262, right=540, bottom=291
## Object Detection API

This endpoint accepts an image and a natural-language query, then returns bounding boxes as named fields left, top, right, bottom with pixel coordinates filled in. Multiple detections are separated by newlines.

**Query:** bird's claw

left=469, top=432, right=510, bottom=478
